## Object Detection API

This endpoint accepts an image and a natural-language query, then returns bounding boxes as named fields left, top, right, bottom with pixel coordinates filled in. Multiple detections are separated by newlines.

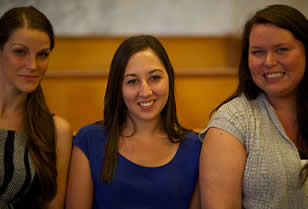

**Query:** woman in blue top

left=66, top=35, right=201, bottom=209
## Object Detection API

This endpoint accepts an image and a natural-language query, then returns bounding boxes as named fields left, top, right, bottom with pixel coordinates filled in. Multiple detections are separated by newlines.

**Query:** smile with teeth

left=139, top=100, right=154, bottom=107
left=264, top=72, right=284, bottom=79
left=139, top=100, right=155, bottom=107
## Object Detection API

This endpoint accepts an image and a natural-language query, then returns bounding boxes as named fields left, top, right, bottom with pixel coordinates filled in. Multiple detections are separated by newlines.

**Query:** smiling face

left=122, top=49, right=169, bottom=124
left=0, top=28, right=51, bottom=94
left=248, top=23, right=306, bottom=101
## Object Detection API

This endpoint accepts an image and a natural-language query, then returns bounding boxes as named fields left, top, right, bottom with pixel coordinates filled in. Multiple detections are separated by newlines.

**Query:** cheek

left=155, top=87, right=169, bottom=100
left=248, top=56, right=256, bottom=70
left=248, top=59, right=261, bottom=86
left=121, top=89, right=129, bottom=105
left=286, top=54, right=306, bottom=73
left=159, top=80, right=169, bottom=95
left=122, top=88, right=136, bottom=105
left=38, top=60, right=49, bottom=73
left=248, top=57, right=262, bottom=76
left=1, top=55, right=16, bottom=70
left=0, top=59, right=17, bottom=78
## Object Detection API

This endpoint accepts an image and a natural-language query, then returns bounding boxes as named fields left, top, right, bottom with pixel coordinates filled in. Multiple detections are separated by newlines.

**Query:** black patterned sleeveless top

left=0, top=129, right=40, bottom=209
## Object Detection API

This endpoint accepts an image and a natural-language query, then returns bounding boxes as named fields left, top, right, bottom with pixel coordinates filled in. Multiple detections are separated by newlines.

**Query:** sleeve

left=187, top=132, right=202, bottom=153
left=199, top=96, right=249, bottom=146
left=73, top=124, right=95, bottom=159
left=186, top=132, right=202, bottom=168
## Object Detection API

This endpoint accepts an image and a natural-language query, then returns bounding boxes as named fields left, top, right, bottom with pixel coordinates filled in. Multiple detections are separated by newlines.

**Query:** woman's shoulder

left=73, top=122, right=106, bottom=148
left=76, top=122, right=106, bottom=137
left=210, top=94, right=259, bottom=125
left=73, top=122, right=107, bottom=158
left=220, top=94, right=249, bottom=110
left=182, top=131, right=202, bottom=149
left=202, top=93, right=266, bottom=144
left=177, top=132, right=202, bottom=163
left=185, top=131, right=200, bottom=140
left=199, top=95, right=255, bottom=142
left=53, top=115, right=72, bottom=135
left=53, top=115, right=73, bottom=143
left=219, top=93, right=264, bottom=113
left=52, top=116, right=73, bottom=159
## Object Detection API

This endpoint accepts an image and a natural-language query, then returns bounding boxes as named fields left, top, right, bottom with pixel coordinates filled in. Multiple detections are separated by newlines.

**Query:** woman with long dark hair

left=0, top=6, right=72, bottom=209
left=66, top=35, right=201, bottom=209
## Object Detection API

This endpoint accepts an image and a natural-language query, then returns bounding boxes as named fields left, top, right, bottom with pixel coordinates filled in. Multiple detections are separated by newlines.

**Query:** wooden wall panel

left=42, top=78, right=107, bottom=130
left=175, top=76, right=237, bottom=131
left=49, top=37, right=240, bottom=70
left=42, top=75, right=238, bottom=132
left=43, top=37, right=240, bottom=132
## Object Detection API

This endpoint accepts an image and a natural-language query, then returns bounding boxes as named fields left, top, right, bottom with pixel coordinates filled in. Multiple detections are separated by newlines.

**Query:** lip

left=19, top=74, right=40, bottom=80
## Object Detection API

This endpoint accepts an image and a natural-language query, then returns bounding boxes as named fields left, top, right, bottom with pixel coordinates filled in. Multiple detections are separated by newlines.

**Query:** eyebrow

left=124, top=69, right=164, bottom=78
left=12, top=43, right=50, bottom=51
left=249, top=43, right=289, bottom=49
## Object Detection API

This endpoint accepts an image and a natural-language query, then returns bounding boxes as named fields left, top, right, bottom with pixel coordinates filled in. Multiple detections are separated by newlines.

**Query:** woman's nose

left=139, top=81, right=152, bottom=97
left=264, top=52, right=277, bottom=67
left=26, top=55, right=37, bottom=71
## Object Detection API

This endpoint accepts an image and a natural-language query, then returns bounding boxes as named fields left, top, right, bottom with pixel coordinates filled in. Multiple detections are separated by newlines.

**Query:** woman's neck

left=122, top=116, right=166, bottom=139
left=267, top=94, right=297, bottom=115
left=267, top=94, right=300, bottom=146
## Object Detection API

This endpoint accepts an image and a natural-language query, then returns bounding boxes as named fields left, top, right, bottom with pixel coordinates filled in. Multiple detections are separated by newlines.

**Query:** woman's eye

left=14, top=49, right=26, bottom=55
left=38, top=52, right=50, bottom=58
left=150, top=75, right=161, bottom=81
left=277, top=48, right=288, bottom=54
left=251, top=50, right=264, bottom=55
left=127, top=79, right=137, bottom=85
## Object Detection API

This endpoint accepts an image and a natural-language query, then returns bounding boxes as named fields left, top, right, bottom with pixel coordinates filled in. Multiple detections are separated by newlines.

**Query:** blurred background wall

left=1, top=0, right=306, bottom=132
left=1, top=0, right=307, bottom=36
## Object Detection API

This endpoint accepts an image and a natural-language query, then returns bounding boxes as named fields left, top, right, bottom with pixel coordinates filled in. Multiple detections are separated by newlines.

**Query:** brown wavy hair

left=0, top=6, right=56, bottom=207
left=100, top=35, right=191, bottom=183
left=213, top=4, right=308, bottom=183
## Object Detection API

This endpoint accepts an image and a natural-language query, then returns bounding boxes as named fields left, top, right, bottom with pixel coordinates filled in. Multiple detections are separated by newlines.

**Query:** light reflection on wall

left=0, top=0, right=307, bottom=36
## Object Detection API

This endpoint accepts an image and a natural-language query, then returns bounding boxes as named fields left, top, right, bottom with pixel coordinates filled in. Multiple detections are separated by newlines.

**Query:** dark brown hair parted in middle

left=100, top=35, right=191, bottom=183
left=0, top=6, right=56, bottom=208
left=213, top=4, right=308, bottom=183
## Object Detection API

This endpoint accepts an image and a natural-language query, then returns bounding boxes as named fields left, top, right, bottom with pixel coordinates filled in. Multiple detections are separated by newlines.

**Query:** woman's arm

left=47, top=116, right=73, bottom=209
left=65, top=145, right=94, bottom=209
left=189, top=179, right=201, bottom=209
left=199, top=127, right=246, bottom=209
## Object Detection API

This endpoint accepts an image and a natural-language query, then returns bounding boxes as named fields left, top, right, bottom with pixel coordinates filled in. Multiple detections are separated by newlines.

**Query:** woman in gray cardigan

left=199, top=4, right=308, bottom=209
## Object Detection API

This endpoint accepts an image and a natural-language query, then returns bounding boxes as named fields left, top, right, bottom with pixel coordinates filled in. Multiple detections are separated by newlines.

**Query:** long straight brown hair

left=101, top=35, right=191, bottom=183
left=24, top=86, right=56, bottom=207
left=0, top=6, right=57, bottom=208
